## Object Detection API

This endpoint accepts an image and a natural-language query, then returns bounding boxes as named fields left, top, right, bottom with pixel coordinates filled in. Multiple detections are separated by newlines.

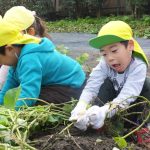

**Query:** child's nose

left=107, top=54, right=114, bottom=62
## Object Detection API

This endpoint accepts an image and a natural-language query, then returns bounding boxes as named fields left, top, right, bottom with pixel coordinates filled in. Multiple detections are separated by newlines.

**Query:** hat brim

left=89, top=35, right=126, bottom=49
left=10, top=34, right=40, bottom=45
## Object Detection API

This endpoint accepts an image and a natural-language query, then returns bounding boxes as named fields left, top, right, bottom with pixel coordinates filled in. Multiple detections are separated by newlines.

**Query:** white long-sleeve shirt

left=79, top=57, right=147, bottom=106
left=0, top=65, right=9, bottom=90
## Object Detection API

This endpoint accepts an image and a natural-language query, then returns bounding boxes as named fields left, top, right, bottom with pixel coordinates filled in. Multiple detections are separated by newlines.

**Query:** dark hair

left=0, top=45, right=6, bottom=55
left=28, top=15, right=51, bottom=39
left=12, top=44, right=25, bottom=48
left=120, top=40, right=129, bottom=48
left=0, top=44, right=24, bottom=55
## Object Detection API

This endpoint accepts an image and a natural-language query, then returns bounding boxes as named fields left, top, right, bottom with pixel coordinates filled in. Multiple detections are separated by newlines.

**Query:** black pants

left=94, top=77, right=150, bottom=106
left=37, top=81, right=86, bottom=105
left=95, top=77, right=150, bottom=127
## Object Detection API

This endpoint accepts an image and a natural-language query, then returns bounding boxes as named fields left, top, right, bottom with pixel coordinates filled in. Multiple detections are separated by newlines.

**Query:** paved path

left=51, top=32, right=150, bottom=75
left=50, top=33, right=150, bottom=56
left=51, top=32, right=150, bottom=55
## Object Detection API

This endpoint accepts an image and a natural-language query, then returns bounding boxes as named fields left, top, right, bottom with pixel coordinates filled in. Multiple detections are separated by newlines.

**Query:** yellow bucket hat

left=0, top=20, right=40, bottom=46
left=89, top=20, right=148, bottom=65
left=3, top=6, right=35, bottom=31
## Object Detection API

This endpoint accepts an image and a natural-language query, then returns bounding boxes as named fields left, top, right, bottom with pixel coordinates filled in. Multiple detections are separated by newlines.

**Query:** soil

left=31, top=129, right=117, bottom=150
left=30, top=125, right=150, bottom=150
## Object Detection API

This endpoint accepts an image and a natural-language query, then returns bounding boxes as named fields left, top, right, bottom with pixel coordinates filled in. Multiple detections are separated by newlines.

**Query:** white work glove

left=86, top=105, right=109, bottom=129
left=69, top=100, right=88, bottom=122
left=0, top=65, right=9, bottom=90
left=69, top=100, right=89, bottom=131
left=106, top=100, right=129, bottom=118
left=106, top=103, right=118, bottom=118
left=74, top=113, right=89, bottom=131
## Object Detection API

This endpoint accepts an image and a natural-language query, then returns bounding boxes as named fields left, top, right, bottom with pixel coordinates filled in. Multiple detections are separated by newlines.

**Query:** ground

left=30, top=127, right=117, bottom=150
left=30, top=33, right=150, bottom=149
left=30, top=124, right=150, bottom=150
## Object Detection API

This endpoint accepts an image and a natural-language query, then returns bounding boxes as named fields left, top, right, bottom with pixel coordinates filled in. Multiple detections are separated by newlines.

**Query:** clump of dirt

left=30, top=127, right=117, bottom=150
left=30, top=125, right=149, bottom=150
left=35, top=135, right=116, bottom=150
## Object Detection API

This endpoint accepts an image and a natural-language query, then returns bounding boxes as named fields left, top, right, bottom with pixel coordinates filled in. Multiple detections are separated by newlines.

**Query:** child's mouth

left=112, top=64, right=122, bottom=71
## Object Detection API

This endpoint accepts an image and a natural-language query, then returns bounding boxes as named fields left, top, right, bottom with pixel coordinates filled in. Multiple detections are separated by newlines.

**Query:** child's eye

left=112, top=49, right=117, bottom=53
left=100, top=51, right=107, bottom=57
left=102, top=53, right=107, bottom=57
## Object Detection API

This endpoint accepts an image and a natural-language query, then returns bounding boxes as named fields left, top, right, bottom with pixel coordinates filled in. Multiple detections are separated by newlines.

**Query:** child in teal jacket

left=0, top=20, right=85, bottom=109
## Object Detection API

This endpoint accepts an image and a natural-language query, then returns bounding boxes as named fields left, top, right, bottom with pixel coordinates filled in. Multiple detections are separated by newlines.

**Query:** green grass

left=46, top=15, right=150, bottom=38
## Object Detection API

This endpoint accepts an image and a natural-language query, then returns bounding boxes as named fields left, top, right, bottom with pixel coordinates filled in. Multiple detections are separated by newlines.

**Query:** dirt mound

left=35, top=135, right=116, bottom=150
left=30, top=126, right=149, bottom=150
left=31, top=128, right=117, bottom=150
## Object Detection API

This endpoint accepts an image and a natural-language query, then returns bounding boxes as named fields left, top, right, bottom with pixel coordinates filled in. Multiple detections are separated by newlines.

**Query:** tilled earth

left=30, top=125, right=150, bottom=150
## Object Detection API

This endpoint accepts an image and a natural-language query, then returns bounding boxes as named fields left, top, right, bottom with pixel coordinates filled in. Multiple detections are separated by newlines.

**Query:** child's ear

left=5, top=45, right=14, bottom=53
left=27, top=27, right=36, bottom=36
left=5, top=45, right=16, bottom=56
left=128, top=40, right=134, bottom=51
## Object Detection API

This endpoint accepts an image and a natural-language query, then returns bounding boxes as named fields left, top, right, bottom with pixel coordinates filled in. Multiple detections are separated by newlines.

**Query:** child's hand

left=69, top=100, right=89, bottom=131
left=74, top=113, right=89, bottom=131
left=69, top=100, right=88, bottom=122
left=86, top=105, right=109, bottom=129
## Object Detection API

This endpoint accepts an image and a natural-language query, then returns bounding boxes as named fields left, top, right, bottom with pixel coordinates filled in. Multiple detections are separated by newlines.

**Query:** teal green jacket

left=0, top=38, right=85, bottom=107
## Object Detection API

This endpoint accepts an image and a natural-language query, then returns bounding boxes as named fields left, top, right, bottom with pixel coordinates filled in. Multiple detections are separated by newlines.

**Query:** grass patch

left=46, top=15, right=150, bottom=38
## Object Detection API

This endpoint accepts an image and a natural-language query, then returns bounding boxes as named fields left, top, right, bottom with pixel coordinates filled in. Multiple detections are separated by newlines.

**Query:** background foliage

left=47, top=15, right=150, bottom=38
left=0, top=0, right=150, bottom=19
left=0, top=0, right=150, bottom=38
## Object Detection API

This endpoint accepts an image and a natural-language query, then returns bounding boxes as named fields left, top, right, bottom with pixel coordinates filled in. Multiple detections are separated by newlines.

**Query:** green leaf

left=0, top=115, right=9, bottom=126
left=62, top=104, right=73, bottom=113
left=4, top=86, right=21, bottom=109
left=0, top=130, right=11, bottom=143
left=48, top=115, right=59, bottom=123
left=17, top=118, right=27, bottom=127
left=56, top=44, right=70, bottom=55
left=114, top=137, right=127, bottom=149
left=0, top=124, right=8, bottom=130
left=111, top=116, right=124, bottom=136
left=76, top=53, right=89, bottom=65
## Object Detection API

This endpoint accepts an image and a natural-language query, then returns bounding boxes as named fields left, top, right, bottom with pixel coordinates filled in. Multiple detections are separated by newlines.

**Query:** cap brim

left=89, top=35, right=125, bottom=49
left=10, top=34, right=41, bottom=45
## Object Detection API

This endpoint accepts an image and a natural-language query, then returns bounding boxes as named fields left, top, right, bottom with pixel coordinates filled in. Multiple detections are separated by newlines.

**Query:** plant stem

left=120, top=101, right=148, bottom=113
left=20, top=141, right=36, bottom=150
left=122, top=112, right=142, bottom=116
left=17, top=98, right=50, bottom=105
left=59, top=122, right=74, bottom=135
left=122, top=112, right=150, bottom=139
left=121, top=117, right=139, bottom=126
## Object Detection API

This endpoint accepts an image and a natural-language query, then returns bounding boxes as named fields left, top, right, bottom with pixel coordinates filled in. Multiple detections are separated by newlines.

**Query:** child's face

left=22, top=27, right=36, bottom=36
left=0, top=45, right=20, bottom=66
left=100, top=40, right=134, bottom=73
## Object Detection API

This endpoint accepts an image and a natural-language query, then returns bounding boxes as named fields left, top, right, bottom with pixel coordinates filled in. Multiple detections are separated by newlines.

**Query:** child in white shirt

left=69, top=20, right=150, bottom=131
